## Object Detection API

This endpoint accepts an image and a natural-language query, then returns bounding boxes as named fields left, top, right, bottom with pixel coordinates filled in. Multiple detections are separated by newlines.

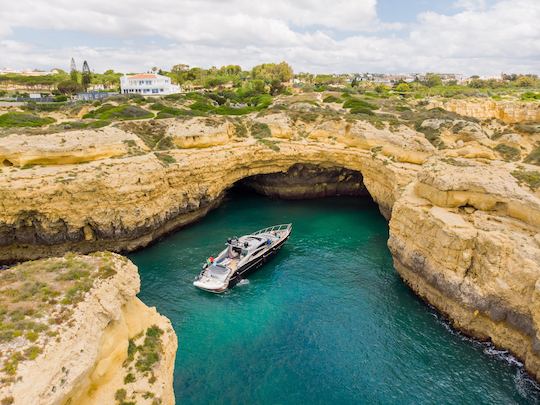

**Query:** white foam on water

left=514, top=369, right=540, bottom=400
left=427, top=304, right=540, bottom=400
left=237, top=279, right=250, bottom=286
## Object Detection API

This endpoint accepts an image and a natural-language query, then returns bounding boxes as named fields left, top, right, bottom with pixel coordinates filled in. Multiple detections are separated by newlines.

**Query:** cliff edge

left=0, top=253, right=177, bottom=405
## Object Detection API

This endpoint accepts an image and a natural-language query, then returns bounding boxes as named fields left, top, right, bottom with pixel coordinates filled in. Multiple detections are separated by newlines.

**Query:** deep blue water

left=129, top=191, right=540, bottom=404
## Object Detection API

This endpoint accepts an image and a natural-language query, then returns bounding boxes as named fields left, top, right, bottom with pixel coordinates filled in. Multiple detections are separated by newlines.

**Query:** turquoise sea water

left=129, top=190, right=540, bottom=404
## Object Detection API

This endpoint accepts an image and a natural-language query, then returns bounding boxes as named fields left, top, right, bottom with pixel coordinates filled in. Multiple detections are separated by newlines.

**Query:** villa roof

left=127, top=73, right=160, bottom=79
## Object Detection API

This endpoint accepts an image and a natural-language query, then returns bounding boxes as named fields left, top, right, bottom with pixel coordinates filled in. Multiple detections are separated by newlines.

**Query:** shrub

left=124, top=373, right=136, bottom=384
left=62, top=120, right=110, bottom=129
left=514, top=123, right=539, bottom=134
left=115, top=389, right=127, bottom=402
left=24, top=102, right=65, bottom=112
left=54, top=95, right=69, bottom=102
left=349, top=106, right=375, bottom=115
left=323, top=95, right=342, bottom=103
left=250, top=122, right=271, bottom=139
left=24, top=346, right=42, bottom=360
left=494, top=143, right=521, bottom=161
left=524, top=145, right=540, bottom=166
left=512, top=169, right=540, bottom=190
left=155, top=153, right=176, bottom=165
left=342, top=97, right=378, bottom=111
left=83, top=104, right=153, bottom=121
left=0, top=112, right=55, bottom=128
left=189, top=101, right=214, bottom=112
left=154, top=105, right=202, bottom=119
left=135, top=326, right=164, bottom=373
left=521, top=92, right=540, bottom=101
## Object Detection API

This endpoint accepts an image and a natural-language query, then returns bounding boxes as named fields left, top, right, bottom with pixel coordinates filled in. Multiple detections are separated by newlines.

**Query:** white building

left=120, top=73, right=180, bottom=96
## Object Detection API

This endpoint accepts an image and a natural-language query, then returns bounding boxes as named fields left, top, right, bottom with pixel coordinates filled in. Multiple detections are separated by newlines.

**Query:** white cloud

left=0, top=0, right=538, bottom=75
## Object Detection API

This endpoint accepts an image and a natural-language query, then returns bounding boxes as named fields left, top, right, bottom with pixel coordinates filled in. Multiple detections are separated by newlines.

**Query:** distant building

left=76, top=91, right=118, bottom=101
left=120, top=73, right=180, bottom=96
left=0, top=68, right=60, bottom=76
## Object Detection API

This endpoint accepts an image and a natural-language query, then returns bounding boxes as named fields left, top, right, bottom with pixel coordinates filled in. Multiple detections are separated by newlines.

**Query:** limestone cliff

left=0, top=99, right=539, bottom=385
left=0, top=253, right=177, bottom=405
left=429, top=97, right=540, bottom=123
left=0, top=113, right=428, bottom=262
left=389, top=158, right=540, bottom=380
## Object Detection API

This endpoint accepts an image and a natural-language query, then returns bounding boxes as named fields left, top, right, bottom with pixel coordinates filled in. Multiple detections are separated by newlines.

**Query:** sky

left=0, top=0, right=538, bottom=75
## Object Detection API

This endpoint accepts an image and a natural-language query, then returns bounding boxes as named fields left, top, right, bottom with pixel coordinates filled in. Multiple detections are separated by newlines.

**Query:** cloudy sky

left=0, top=0, right=538, bottom=75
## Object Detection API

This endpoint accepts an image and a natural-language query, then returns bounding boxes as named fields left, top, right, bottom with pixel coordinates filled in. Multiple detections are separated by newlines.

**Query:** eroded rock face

left=0, top=253, right=177, bottom=405
left=0, top=117, right=424, bottom=262
left=0, top=107, right=539, bottom=384
left=241, top=163, right=369, bottom=199
left=389, top=158, right=540, bottom=380
left=430, top=98, right=540, bottom=123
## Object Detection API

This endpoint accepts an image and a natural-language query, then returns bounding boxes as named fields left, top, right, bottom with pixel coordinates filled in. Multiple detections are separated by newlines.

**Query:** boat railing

left=252, top=223, right=292, bottom=236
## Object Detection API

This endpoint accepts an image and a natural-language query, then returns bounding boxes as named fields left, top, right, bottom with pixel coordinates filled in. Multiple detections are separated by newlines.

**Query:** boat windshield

left=207, top=264, right=229, bottom=281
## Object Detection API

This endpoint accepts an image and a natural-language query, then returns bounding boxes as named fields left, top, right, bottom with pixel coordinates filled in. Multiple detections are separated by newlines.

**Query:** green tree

left=251, top=62, right=293, bottom=84
left=70, top=58, right=78, bottom=83
left=375, top=84, right=389, bottom=94
left=424, top=73, right=442, bottom=88
left=57, top=80, right=83, bottom=95
left=395, top=82, right=411, bottom=93
left=81, top=60, right=91, bottom=91
left=515, top=75, right=537, bottom=88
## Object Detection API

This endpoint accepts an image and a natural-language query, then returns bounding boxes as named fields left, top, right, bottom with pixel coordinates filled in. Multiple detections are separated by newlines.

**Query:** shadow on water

left=129, top=187, right=540, bottom=405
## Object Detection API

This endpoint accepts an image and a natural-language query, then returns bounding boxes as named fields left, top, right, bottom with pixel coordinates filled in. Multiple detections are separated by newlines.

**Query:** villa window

left=152, top=89, right=159, bottom=93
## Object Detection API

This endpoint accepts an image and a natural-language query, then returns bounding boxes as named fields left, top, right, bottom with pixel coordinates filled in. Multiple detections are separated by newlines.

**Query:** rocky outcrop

left=0, top=128, right=142, bottom=167
left=0, top=253, right=177, bottom=405
left=1, top=102, right=540, bottom=384
left=430, top=98, right=540, bottom=123
left=388, top=158, right=540, bottom=380
left=0, top=114, right=429, bottom=262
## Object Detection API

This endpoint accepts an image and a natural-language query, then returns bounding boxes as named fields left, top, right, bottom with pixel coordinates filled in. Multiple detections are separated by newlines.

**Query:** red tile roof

left=127, top=74, right=159, bottom=79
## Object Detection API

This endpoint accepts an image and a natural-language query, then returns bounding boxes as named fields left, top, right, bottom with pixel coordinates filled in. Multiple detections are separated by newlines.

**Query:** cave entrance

left=234, top=163, right=371, bottom=201
left=2, top=159, right=14, bottom=167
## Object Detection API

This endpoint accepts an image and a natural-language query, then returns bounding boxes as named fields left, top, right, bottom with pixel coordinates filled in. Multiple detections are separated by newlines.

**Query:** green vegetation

left=0, top=254, right=121, bottom=380
left=513, top=123, right=539, bottom=135
left=0, top=73, right=68, bottom=86
left=124, top=372, right=136, bottom=384
left=250, top=122, right=271, bottom=139
left=135, top=326, right=164, bottom=373
left=57, top=80, right=83, bottom=95
left=521, top=92, right=540, bottom=101
left=61, top=120, right=110, bottom=130
left=323, top=95, right=342, bottom=103
left=524, top=144, right=540, bottom=166
left=24, top=102, right=66, bottom=112
left=512, top=169, right=540, bottom=190
left=83, top=104, right=153, bottom=121
left=155, top=152, right=176, bottom=165
left=342, top=98, right=378, bottom=115
left=115, top=389, right=127, bottom=401
left=118, top=121, right=173, bottom=150
left=494, top=143, right=521, bottom=162
left=0, top=112, right=55, bottom=128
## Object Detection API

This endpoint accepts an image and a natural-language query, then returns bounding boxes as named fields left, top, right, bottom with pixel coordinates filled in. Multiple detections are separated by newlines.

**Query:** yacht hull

left=227, top=233, right=290, bottom=289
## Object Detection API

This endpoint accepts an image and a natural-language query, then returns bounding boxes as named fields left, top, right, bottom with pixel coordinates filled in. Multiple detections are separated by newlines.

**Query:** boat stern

left=193, top=276, right=228, bottom=293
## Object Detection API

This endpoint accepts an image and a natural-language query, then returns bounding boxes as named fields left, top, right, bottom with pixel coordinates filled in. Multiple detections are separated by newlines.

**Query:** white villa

left=120, top=73, right=180, bottom=96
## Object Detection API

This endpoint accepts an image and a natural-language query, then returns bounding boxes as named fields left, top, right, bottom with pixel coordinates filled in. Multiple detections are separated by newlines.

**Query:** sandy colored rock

left=1, top=102, right=540, bottom=387
left=0, top=128, right=140, bottom=167
left=0, top=253, right=177, bottom=405
left=430, top=98, right=540, bottom=123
